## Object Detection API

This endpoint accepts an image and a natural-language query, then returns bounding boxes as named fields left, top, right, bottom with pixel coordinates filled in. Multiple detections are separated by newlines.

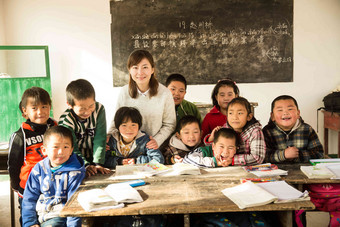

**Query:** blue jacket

left=22, top=153, right=85, bottom=227
left=104, top=130, right=164, bottom=168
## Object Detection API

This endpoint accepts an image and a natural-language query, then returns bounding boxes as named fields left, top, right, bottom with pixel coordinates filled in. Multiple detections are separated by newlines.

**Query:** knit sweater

left=58, top=102, right=107, bottom=165
left=263, top=118, right=324, bottom=163
left=201, top=106, right=227, bottom=139
left=108, top=83, right=176, bottom=146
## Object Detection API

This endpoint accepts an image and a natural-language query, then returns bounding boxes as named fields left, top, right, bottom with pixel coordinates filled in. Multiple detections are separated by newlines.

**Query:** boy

left=166, top=73, right=202, bottom=123
left=22, top=126, right=85, bottom=227
left=163, top=115, right=203, bottom=164
left=263, top=95, right=324, bottom=163
left=104, top=107, right=164, bottom=168
left=182, top=128, right=238, bottom=167
left=59, top=79, right=110, bottom=176
left=8, top=87, right=57, bottom=224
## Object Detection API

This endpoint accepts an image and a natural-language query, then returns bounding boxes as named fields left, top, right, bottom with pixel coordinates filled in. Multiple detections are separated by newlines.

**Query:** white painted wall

left=1, top=0, right=340, bottom=154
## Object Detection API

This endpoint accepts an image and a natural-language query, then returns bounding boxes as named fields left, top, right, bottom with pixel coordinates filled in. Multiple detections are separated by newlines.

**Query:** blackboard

left=111, top=0, right=293, bottom=86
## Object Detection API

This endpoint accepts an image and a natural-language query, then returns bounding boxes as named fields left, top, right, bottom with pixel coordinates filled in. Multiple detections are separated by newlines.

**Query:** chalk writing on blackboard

left=111, top=0, right=293, bottom=86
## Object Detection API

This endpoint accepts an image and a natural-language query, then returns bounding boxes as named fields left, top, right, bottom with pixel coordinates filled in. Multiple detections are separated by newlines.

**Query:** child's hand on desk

left=86, top=165, right=111, bottom=177
left=173, top=155, right=183, bottom=163
left=122, top=158, right=135, bottom=165
left=146, top=136, right=159, bottom=149
left=284, top=146, right=299, bottom=159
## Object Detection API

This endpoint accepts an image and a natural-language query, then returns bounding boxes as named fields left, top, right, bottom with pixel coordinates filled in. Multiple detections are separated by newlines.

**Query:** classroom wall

left=1, top=0, right=340, bottom=154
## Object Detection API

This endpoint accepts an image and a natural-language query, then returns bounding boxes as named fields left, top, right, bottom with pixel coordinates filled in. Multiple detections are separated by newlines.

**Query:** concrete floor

left=0, top=174, right=331, bottom=227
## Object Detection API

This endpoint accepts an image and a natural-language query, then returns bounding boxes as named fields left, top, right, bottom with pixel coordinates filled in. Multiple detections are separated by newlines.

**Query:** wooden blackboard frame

left=111, top=0, right=293, bottom=86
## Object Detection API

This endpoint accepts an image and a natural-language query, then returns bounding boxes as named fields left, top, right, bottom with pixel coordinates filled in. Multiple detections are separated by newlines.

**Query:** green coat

left=176, top=99, right=202, bottom=123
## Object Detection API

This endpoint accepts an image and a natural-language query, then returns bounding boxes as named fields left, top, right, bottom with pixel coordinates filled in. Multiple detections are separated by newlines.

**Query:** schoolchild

left=263, top=95, right=324, bottom=163
left=22, top=126, right=85, bottom=227
left=165, top=73, right=202, bottom=124
left=8, top=87, right=57, bottom=225
left=58, top=79, right=110, bottom=177
left=182, top=128, right=238, bottom=167
left=205, top=97, right=266, bottom=165
left=104, top=106, right=164, bottom=168
left=201, top=78, right=239, bottom=139
left=162, top=115, right=203, bottom=164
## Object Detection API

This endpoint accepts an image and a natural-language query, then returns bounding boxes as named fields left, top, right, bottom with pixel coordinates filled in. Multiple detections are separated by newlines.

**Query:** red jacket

left=201, top=106, right=227, bottom=140
left=8, top=119, right=57, bottom=197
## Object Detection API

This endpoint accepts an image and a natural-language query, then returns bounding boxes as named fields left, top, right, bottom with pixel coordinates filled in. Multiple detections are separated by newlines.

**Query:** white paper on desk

left=300, top=165, right=335, bottom=179
left=113, top=165, right=146, bottom=179
left=249, top=169, right=288, bottom=177
left=221, top=181, right=278, bottom=209
left=317, top=163, right=340, bottom=179
left=160, top=163, right=201, bottom=176
left=105, top=183, right=143, bottom=203
left=256, top=181, right=309, bottom=202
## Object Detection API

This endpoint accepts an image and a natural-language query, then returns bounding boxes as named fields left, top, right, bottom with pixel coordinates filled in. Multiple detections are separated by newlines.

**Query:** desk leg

left=10, top=186, right=15, bottom=227
left=184, top=214, right=190, bottom=227
left=324, top=128, right=329, bottom=155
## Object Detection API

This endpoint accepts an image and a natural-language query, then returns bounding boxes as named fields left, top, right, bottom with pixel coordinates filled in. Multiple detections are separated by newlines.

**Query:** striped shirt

left=58, top=102, right=106, bottom=165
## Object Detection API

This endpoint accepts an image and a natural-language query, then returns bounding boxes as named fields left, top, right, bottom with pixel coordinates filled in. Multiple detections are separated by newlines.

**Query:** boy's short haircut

left=176, top=115, right=201, bottom=133
left=271, top=95, right=299, bottom=111
left=21, top=87, right=51, bottom=108
left=213, top=128, right=238, bottom=145
left=43, top=126, right=74, bottom=147
left=114, top=107, right=143, bottom=129
left=211, top=78, right=239, bottom=107
left=66, top=79, right=95, bottom=106
left=165, top=73, right=187, bottom=90
left=227, top=97, right=252, bottom=114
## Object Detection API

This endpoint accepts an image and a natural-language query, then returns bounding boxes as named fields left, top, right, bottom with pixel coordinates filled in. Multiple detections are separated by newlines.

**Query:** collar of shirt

left=137, top=88, right=150, bottom=97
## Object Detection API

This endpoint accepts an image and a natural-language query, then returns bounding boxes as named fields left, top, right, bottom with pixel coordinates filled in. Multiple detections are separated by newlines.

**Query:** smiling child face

left=42, top=134, right=73, bottom=167
left=271, top=99, right=300, bottom=131
left=176, top=122, right=201, bottom=147
left=227, top=103, right=252, bottom=132
left=212, top=136, right=237, bottom=163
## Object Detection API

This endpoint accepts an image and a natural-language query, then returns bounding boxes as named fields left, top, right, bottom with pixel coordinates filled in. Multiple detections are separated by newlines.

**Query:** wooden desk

left=60, top=166, right=315, bottom=227
left=323, top=111, right=340, bottom=158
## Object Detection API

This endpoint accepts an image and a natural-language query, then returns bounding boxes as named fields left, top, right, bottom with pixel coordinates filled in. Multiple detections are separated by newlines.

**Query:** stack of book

left=243, top=163, right=288, bottom=177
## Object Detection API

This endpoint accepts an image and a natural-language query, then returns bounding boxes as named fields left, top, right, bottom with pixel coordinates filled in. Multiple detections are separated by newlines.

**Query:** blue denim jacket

left=104, top=130, right=164, bottom=168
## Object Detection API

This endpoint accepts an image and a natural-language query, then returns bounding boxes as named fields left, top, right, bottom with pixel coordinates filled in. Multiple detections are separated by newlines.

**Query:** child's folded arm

left=182, top=149, right=215, bottom=168
left=301, top=127, right=324, bottom=161
left=138, top=148, right=165, bottom=164
left=233, top=129, right=266, bottom=165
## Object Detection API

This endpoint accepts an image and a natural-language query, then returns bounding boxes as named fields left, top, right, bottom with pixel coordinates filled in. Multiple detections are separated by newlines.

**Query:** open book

left=301, top=164, right=340, bottom=179
left=77, top=183, right=143, bottom=212
left=221, top=181, right=309, bottom=209
left=243, top=163, right=288, bottom=177
left=310, top=158, right=340, bottom=165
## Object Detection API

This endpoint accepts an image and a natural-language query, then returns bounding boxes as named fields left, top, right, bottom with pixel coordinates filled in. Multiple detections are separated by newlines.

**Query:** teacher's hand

left=146, top=136, right=159, bottom=150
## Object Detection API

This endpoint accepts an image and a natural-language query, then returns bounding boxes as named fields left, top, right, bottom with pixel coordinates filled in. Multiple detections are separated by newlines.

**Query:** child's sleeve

left=8, top=132, right=24, bottom=192
left=22, top=166, right=41, bottom=227
left=182, top=148, right=216, bottom=167
left=300, top=126, right=324, bottom=162
left=137, top=147, right=165, bottom=164
left=66, top=170, right=86, bottom=227
left=234, top=128, right=266, bottom=165
left=92, top=104, right=107, bottom=165
left=263, top=127, right=286, bottom=163
left=103, top=136, right=123, bottom=168
left=201, top=115, right=212, bottom=140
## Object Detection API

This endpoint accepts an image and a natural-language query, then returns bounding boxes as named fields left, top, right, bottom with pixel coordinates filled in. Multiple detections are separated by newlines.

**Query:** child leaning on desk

left=104, top=106, right=164, bottom=168
left=182, top=127, right=238, bottom=167
left=22, top=126, right=85, bottom=227
left=58, top=79, right=110, bottom=177
left=162, top=115, right=203, bottom=164
left=204, top=97, right=266, bottom=165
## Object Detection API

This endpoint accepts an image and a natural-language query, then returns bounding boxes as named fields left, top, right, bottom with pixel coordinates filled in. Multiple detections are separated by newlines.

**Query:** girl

left=104, top=107, right=164, bottom=169
left=205, top=97, right=265, bottom=165
left=108, top=49, right=176, bottom=149
left=201, top=78, right=239, bottom=139
left=162, top=115, right=203, bottom=164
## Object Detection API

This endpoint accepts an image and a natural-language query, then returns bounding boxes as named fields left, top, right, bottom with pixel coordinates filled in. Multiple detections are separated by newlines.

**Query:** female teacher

left=108, top=49, right=176, bottom=149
